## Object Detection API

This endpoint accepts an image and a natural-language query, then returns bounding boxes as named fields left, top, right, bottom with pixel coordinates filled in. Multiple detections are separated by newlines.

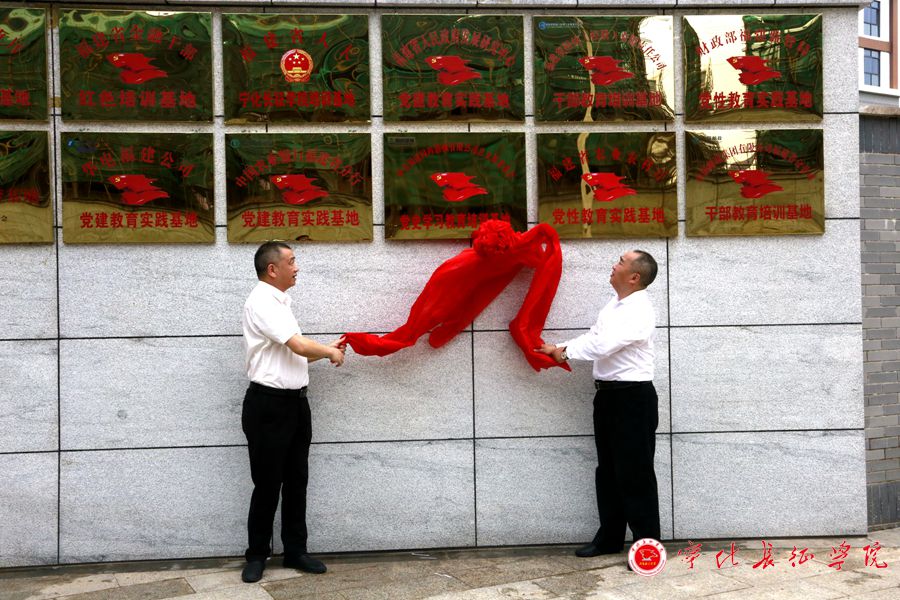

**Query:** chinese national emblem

left=280, top=49, right=314, bottom=83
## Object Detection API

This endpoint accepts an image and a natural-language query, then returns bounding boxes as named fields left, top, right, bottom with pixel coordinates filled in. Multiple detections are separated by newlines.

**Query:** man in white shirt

left=240, top=241, right=346, bottom=584
left=538, top=250, right=661, bottom=560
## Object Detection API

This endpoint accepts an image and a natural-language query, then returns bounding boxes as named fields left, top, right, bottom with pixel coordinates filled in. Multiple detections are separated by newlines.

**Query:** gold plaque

left=537, top=132, right=676, bottom=238
left=59, top=10, right=212, bottom=121
left=683, top=15, right=822, bottom=122
left=382, top=15, right=525, bottom=122
left=226, top=134, right=372, bottom=242
left=0, top=7, right=47, bottom=121
left=0, top=131, right=52, bottom=243
left=61, top=132, right=214, bottom=243
left=222, top=14, right=369, bottom=123
left=534, top=16, right=674, bottom=122
left=383, top=133, right=526, bottom=239
left=685, top=129, right=824, bottom=236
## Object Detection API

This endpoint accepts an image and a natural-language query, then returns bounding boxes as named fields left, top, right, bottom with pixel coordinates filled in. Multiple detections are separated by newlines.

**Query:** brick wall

left=860, top=118, right=900, bottom=527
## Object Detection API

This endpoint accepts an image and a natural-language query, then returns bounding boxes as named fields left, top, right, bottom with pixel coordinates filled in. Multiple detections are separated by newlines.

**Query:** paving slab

left=0, top=529, right=897, bottom=600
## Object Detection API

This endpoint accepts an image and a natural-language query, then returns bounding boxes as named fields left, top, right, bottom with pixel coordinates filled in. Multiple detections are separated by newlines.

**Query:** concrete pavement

left=2, top=528, right=898, bottom=600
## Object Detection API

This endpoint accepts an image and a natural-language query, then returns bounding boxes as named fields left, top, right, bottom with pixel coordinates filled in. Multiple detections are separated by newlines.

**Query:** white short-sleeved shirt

left=562, top=289, right=655, bottom=382
left=242, top=281, right=309, bottom=389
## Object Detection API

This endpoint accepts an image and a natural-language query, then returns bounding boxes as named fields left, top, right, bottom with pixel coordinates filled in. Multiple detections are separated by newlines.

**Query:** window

left=864, top=1, right=881, bottom=37
left=865, top=49, right=881, bottom=86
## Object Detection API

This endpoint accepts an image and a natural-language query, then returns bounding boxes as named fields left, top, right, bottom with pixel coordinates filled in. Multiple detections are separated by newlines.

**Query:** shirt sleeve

left=246, top=296, right=300, bottom=345
left=562, top=303, right=653, bottom=361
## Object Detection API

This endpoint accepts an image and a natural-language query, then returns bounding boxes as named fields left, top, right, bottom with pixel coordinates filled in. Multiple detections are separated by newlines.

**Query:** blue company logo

left=538, top=21, right=576, bottom=31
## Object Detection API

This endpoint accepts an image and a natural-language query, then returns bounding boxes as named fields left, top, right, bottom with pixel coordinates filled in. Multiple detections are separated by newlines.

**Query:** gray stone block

left=475, top=435, right=673, bottom=545
left=59, top=228, right=469, bottom=337
left=821, top=11, right=859, bottom=114
left=473, top=328, right=670, bottom=437
left=862, top=153, right=895, bottom=165
left=378, top=0, right=475, bottom=6
left=678, top=0, right=774, bottom=5
left=868, top=480, right=900, bottom=527
left=671, top=325, right=863, bottom=432
left=775, top=0, right=861, bottom=5
left=271, top=0, right=376, bottom=5
left=476, top=239, right=669, bottom=331
left=0, top=453, right=57, bottom=567
left=60, top=447, right=248, bottom=562
left=60, top=337, right=246, bottom=450
left=579, top=0, right=673, bottom=5
left=0, top=244, right=57, bottom=339
left=312, top=335, right=474, bottom=442
left=823, top=114, right=859, bottom=217
left=672, top=431, right=867, bottom=538
left=0, top=340, right=58, bottom=453
left=307, top=440, right=475, bottom=552
left=477, top=0, right=575, bottom=5
left=669, top=220, right=861, bottom=326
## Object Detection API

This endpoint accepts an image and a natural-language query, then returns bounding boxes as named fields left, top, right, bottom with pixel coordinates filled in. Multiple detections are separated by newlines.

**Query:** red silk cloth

left=343, top=220, right=570, bottom=372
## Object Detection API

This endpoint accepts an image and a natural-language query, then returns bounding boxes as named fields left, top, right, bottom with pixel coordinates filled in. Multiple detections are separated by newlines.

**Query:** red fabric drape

left=343, top=220, right=570, bottom=371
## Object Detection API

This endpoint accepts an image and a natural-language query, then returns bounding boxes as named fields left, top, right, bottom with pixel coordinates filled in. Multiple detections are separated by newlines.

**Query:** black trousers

left=241, top=382, right=311, bottom=561
left=591, top=381, right=661, bottom=548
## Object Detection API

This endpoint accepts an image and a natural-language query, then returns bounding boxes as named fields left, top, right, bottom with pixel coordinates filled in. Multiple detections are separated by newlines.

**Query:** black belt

left=249, top=381, right=307, bottom=398
left=594, top=380, right=649, bottom=390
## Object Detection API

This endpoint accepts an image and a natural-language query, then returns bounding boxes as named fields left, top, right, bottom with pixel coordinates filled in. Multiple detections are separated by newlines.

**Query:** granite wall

left=0, top=0, right=865, bottom=567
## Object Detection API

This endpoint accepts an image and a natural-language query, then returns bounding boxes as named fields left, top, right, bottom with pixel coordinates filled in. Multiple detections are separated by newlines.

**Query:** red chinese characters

left=79, top=210, right=198, bottom=229
left=232, top=148, right=364, bottom=190
left=400, top=212, right=511, bottom=231
left=695, top=27, right=811, bottom=58
left=698, top=90, right=813, bottom=111
left=695, top=142, right=817, bottom=182
left=77, top=89, right=196, bottom=110
left=544, top=28, right=667, bottom=73
left=399, top=91, right=510, bottom=112
left=677, top=541, right=703, bottom=569
left=546, top=146, right=670, bottom=185
left=704, top=204, right=814, bottom=222
left=752, top=541, right=775, bottom=570
left=396, top=143, right=515, bottom=180
left=241, top=209, right=360, bottom=229
left=238, top=90, right=355, bottom=109
left=552, top=207, right=664, bottom=226
left=0, top=187, right=41, bottom=205
left=79, top=145, right=194, bottom=180
left=553, top=91, right=663, bottom=110
left=391, top=27, right=516, bottom=69
left=0, top=89, right=30, bottom=106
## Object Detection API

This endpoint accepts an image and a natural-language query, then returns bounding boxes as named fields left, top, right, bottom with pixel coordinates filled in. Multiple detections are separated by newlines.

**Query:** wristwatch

left=560, top=348, right=568, bottom=361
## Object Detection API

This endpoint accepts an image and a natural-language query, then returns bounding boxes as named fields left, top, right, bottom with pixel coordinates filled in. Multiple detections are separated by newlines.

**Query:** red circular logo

left=628, top=538, right=667, bottom=577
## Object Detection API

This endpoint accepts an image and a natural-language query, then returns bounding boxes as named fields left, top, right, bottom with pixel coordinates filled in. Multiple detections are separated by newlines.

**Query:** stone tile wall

left=0, top=1, right=865, bottom=567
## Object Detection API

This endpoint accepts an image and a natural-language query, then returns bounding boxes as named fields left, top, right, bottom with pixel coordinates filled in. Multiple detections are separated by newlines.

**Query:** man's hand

left=329, top=336, right=348, bottom=351
left=329, top=346, right=345, bottom=367
left=536, top=343, right=566, bottom=363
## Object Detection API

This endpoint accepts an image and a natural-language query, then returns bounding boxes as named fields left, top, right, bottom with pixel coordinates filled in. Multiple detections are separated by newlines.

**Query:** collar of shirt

left=612, top=288, right=648, bottom=308
left=256, top=280, right=292, bottom=308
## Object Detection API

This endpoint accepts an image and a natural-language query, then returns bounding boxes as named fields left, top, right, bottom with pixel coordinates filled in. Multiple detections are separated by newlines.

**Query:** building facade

left=0, top=0, right=866, bottom=567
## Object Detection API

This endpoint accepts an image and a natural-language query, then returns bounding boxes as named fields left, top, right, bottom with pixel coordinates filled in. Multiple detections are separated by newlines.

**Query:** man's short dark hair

left=631, top=250, right=657, bottom=288
left=254, top=241, right=291, bottom=277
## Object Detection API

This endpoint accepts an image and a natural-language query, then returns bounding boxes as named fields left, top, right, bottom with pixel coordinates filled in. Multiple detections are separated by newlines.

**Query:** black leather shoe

left=241, top=559, right=266, bottom=583
left=283, top=553, right=327, bottom=574
left=575, top=542, right=624, bottom=557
